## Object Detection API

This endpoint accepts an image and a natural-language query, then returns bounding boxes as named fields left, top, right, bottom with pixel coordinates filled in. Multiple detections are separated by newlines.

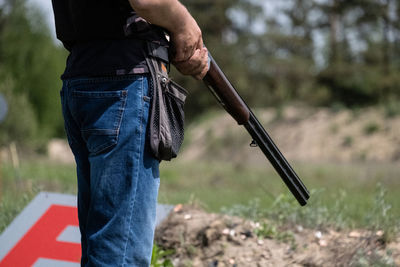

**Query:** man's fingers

left=173, top=47, right=209, bottom=79
left=174, top=49, right=201, bottom=74
left=193, top=48, right=209, bottom=80
left=193, top=68, right=208, bottom=80
left=175, top=62, right=199, bottom=76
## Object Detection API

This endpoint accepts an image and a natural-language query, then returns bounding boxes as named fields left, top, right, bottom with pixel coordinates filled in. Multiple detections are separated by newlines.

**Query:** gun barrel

left=245, top=112, right=310, bottom=206
left=203, top=53, right=310, bottom=206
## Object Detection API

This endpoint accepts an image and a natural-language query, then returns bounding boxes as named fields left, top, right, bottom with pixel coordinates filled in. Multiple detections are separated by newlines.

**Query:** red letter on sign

left=0, top=205, right=81, bottom=266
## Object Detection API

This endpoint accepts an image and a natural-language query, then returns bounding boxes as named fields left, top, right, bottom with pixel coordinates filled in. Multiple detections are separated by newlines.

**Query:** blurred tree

left=176, top=0, right=400, bottom=112
left=313, top=0, right=400, bottom=106
left=0, top=0, right=67, bottom=147
left=257, top=0, right=317, bottom=104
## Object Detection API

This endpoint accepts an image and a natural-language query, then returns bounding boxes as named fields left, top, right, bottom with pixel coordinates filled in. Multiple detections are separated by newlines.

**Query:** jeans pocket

left=71, top=90, right=128, bottom=155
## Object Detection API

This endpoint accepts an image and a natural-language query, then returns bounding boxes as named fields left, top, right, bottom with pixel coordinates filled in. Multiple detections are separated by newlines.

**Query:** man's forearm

left=129, top=0, right=209, bottom=79
left=129, top=0, right=196, bottom=36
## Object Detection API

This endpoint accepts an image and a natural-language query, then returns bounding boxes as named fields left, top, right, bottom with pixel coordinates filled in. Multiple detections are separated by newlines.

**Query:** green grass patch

left=151, top=244, right=174, bottom=267
left=1, top=157, right=399, bottom=238
left=159, top=161, right=400, bottom=233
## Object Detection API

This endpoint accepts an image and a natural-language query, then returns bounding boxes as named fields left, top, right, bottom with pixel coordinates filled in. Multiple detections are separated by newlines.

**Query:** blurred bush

left=0, top=75, right=37, bottom=146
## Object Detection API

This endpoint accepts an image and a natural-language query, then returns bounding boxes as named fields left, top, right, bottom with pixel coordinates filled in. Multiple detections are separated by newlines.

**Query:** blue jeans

left=60, top=75, right=160, bottom=266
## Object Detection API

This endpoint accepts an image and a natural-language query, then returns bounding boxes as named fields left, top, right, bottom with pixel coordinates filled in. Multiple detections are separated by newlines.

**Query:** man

left=52, top=0, right=208, bottom=266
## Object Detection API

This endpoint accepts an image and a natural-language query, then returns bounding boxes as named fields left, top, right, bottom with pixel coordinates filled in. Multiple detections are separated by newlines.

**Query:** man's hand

left=170, top=16, right=209, bottom=80
left=173, top=47, right=209, bottom=80
left=169, top=16, right=202, bottom=63
left=129, top=0, right=209, bottom=79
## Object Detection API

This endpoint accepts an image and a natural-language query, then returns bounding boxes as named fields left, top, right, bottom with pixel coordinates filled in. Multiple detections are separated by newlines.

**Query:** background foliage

left=0, top=0, right=67, bottom=148
left=0, top=0, right=399, bottom=145
left=177, top=0, right=400, bottom=117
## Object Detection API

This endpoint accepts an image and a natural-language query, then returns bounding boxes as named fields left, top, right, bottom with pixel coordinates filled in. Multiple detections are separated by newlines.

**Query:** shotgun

left=203, top=53, right=310, bottom=206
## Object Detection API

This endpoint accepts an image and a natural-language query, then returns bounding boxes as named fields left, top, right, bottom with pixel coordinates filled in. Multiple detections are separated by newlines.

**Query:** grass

left=158, top=160, right=400, bottom=229
left=363, top=121, right=380, bottom=135
left=1, top=157, right=399, bottom=235
left=1, top=156, right=399, bottom=266
left=151, top=244, right=174, bottom=267
left=0, top=157, right=76, bottom=232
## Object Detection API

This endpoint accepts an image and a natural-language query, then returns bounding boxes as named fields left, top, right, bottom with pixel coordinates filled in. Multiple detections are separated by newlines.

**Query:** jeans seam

left=121, top=77, right=145, bottom=266
left=112, top=90, right=128, bottom=157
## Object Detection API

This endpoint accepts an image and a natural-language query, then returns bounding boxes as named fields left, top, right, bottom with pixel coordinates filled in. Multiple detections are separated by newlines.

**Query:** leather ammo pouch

left=145, top=41, right=188, bottom=161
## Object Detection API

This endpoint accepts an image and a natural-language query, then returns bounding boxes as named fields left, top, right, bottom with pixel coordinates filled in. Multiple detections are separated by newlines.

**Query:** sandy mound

left=181, top=106, right=400, bottom=164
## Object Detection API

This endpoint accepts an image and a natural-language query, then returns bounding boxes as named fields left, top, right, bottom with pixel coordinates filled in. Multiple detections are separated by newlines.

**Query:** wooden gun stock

left=203, top=53, right=310, bottom=206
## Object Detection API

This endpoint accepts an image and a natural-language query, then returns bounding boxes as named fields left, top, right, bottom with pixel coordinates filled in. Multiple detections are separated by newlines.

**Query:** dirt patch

left=155, top=205, right=400, bottom=266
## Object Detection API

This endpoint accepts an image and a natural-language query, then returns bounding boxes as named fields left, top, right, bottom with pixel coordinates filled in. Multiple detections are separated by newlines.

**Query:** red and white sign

left=0, top=192, right=81, bottom=266
left=0, top=192, right=173, bottom=267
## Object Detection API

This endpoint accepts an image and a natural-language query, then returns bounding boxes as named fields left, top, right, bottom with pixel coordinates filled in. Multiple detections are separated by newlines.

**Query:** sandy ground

left=155, top=205, right=400, bottom=267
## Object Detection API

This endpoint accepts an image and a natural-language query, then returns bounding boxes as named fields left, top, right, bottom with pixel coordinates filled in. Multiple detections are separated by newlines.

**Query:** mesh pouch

left=146, top=42, right=188, bottom=161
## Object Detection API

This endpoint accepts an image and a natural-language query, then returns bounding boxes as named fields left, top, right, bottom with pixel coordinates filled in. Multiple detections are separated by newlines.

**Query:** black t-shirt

left=61, top=38, right=149, bottom=79
left=52, top=0, right=168, bottom=79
